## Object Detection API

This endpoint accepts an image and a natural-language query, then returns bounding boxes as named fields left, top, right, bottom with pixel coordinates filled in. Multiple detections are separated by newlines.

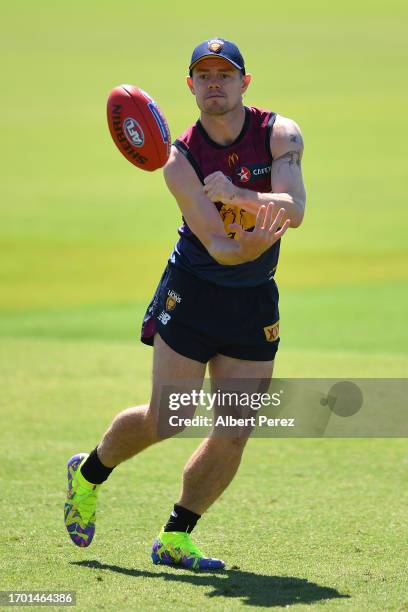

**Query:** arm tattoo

left=274, top=150, right=301, bottom=171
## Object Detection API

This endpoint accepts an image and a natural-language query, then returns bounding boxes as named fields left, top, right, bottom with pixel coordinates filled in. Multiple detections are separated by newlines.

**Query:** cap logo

left=208, top=39, right=223, bottom=53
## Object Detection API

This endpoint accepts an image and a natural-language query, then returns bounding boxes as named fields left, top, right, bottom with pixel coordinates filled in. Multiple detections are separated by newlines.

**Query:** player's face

left=187, top=57, right=251, bottom=116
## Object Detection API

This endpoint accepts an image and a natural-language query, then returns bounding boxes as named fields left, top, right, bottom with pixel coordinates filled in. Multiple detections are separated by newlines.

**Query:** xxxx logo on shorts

left=263, top=321, right=279, bottom=342
left=166, top=289, right=181, bottom=311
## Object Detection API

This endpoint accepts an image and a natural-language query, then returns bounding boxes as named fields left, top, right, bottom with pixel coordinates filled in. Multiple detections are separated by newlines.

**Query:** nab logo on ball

left=123, top=117, right=144, bottom=147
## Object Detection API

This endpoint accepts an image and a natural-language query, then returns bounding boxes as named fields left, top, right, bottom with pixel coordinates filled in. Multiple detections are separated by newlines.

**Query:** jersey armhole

left=173, top=139, right=205, bottom=184
left=265, top=113, right=277, bottom=162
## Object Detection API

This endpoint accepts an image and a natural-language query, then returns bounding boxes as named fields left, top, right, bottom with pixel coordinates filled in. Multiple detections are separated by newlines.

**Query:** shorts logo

left=263, top=321, right=279, bottom=342
left=158, top=311, right=171, bottom=325
left=208, top=39, right=224, bottom=53
left=238, top=166, right=251, bottom=182
left=228, top=153, right=239, bottom=167
left=166, top=289, right=181, bottom=311
left=123, top=117, right=144, bottom=147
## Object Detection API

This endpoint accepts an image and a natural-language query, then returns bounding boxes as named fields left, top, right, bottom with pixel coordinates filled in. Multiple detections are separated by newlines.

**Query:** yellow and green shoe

left=152, top=528, right=225, bottom=570
left=64, top=453, right=99, bottom=548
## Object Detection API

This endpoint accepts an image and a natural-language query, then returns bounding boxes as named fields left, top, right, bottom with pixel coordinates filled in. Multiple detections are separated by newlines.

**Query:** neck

left=199, top=104, right=246, bottom=146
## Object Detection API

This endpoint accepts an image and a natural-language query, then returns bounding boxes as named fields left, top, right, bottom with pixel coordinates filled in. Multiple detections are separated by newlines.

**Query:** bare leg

left=97, top=334, right=206, bottom=468
left=178, top=354, right=274, bottom=515
left=178, top=436, right=248, bottom=515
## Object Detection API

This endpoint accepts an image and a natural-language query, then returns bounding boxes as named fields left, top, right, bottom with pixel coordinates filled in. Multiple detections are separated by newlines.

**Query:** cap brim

left=189, top=54, right=242, bottom=73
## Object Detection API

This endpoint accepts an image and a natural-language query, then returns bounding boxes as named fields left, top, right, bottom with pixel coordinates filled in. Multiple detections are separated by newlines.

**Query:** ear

left=241, top=73, right=251, bottom=94
left=186, top=76, right=195, bottom=95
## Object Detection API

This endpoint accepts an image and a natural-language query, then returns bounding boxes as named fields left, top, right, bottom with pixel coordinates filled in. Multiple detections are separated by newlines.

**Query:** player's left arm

left=203, top=115, right=306, bottom=228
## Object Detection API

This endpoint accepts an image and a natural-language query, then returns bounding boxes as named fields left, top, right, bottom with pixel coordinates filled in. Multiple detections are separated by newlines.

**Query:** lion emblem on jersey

left=218, top=204, right=256, bottom=238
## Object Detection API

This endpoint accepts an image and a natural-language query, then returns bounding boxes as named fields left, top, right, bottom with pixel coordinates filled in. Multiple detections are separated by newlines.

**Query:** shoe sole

left=151, top=542, right=225, bottom=569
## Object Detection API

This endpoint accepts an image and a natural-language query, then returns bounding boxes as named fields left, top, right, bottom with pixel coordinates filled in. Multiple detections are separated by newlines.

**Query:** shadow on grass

left=70, top=560, right=350, bottom=607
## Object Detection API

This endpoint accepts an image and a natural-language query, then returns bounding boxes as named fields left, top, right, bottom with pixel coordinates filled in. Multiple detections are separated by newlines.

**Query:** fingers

left=269, top=207, right=286, bottom=232
left=254, top=205, right=267, bottom=231
left=256, top=204, right=286, bottom=232
left=204, top=171, right=223, bottom=184
left=263, top=203, right=275, bottom=230
left=204, top=173, right=235, bottom=204
left=255, top=205, right=290, bottom=247
left=203, top=173, right=220, bottom=197
left=274, top=218, right=291, bottom=238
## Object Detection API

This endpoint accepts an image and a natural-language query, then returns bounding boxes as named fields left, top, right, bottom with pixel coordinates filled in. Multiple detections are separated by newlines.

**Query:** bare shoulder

left=163, top=146, right=186, bottom=184
left=163, top=145, right=202, bottom=199
left=164, top=145, right=196, bottom=180
left=270, top=114, right=304, bottom=159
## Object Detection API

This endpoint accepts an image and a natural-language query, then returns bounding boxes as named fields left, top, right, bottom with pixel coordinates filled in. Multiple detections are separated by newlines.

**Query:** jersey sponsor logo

left=158, top=310, right=171, bottom=325
left=252, top=164, right=272, bottom=176
left=123, top=117, right=144, bottom=147
left=263, top=320, right=280, bottom=342
left=238, top=166, right=251, bottom=182
left=208, top=39, right=224, bottom=53
left=237, top=163, right=271, bottom=183
left=228, top=152, right=239, bottom=167
left=166, top=289, right=181, bottom=311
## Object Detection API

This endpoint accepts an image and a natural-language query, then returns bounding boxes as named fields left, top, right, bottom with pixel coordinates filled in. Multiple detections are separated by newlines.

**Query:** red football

left=107, top=84, right=171, bottom=171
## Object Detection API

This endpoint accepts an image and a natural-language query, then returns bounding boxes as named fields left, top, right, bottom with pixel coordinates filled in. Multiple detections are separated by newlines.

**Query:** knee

left=147, top=398, right=198, bottom=441
left=106, top=405, right=159, bottom=446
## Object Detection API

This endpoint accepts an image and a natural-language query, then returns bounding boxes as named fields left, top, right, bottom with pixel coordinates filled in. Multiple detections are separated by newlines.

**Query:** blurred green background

left=1, top=2, right=408, bottom=609
left=1, top=0, right=407, bottom=373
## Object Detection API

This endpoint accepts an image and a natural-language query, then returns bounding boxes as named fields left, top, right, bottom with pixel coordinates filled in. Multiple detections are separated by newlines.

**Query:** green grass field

left=1, top=0, right=407, bottom=609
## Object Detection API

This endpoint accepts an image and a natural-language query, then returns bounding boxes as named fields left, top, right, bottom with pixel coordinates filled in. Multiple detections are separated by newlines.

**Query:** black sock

left=80, top=447, right=114, bottom=484
left=164, top=504, right=201, bottom=533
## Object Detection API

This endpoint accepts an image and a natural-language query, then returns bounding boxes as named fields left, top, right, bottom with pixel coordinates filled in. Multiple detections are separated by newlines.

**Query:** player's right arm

left=164, top=147, right=289, bottom=266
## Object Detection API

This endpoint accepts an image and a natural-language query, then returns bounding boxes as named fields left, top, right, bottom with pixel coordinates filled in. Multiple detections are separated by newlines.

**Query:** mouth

left=206, top=94, right=225, bottom=99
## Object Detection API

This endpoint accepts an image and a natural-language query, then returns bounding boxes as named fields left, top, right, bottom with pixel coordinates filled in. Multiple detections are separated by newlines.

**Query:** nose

left=208, top=74, right=222, bottom=88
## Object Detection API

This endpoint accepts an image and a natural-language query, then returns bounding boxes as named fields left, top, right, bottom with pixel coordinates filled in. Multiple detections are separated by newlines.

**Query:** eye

left=221, top=73, right=230, bottom=79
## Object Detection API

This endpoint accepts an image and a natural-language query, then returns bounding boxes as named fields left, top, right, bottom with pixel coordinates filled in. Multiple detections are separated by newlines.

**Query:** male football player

left=64, top=38, right=306, bottom=569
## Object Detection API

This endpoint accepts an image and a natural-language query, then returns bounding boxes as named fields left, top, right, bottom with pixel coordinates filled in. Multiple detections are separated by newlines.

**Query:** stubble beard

left=203, top=101, right=228, bottom=116
left=200, top=96, right=239, bottom=117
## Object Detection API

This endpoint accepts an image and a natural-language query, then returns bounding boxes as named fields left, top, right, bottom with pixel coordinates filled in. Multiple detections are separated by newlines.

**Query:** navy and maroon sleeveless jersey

left=169, top=106, right=279, bottom=287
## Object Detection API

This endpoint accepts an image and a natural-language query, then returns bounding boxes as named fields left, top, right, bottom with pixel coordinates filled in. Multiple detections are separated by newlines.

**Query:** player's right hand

left=229, top=204, right=290, bottom=261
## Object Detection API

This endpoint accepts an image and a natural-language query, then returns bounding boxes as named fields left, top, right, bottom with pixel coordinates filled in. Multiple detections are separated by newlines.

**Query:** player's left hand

left=203, top=171, right=238, bottom=204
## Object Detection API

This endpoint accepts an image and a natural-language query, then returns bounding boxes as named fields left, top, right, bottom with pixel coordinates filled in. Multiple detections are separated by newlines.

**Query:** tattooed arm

left=203, top=115, right=306, bottom=228
left=266, top=116, right=306, bottom=227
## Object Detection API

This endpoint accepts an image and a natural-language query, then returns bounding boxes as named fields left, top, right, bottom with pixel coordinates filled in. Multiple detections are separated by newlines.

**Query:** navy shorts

left=141, top=264, right=280, bottom=364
